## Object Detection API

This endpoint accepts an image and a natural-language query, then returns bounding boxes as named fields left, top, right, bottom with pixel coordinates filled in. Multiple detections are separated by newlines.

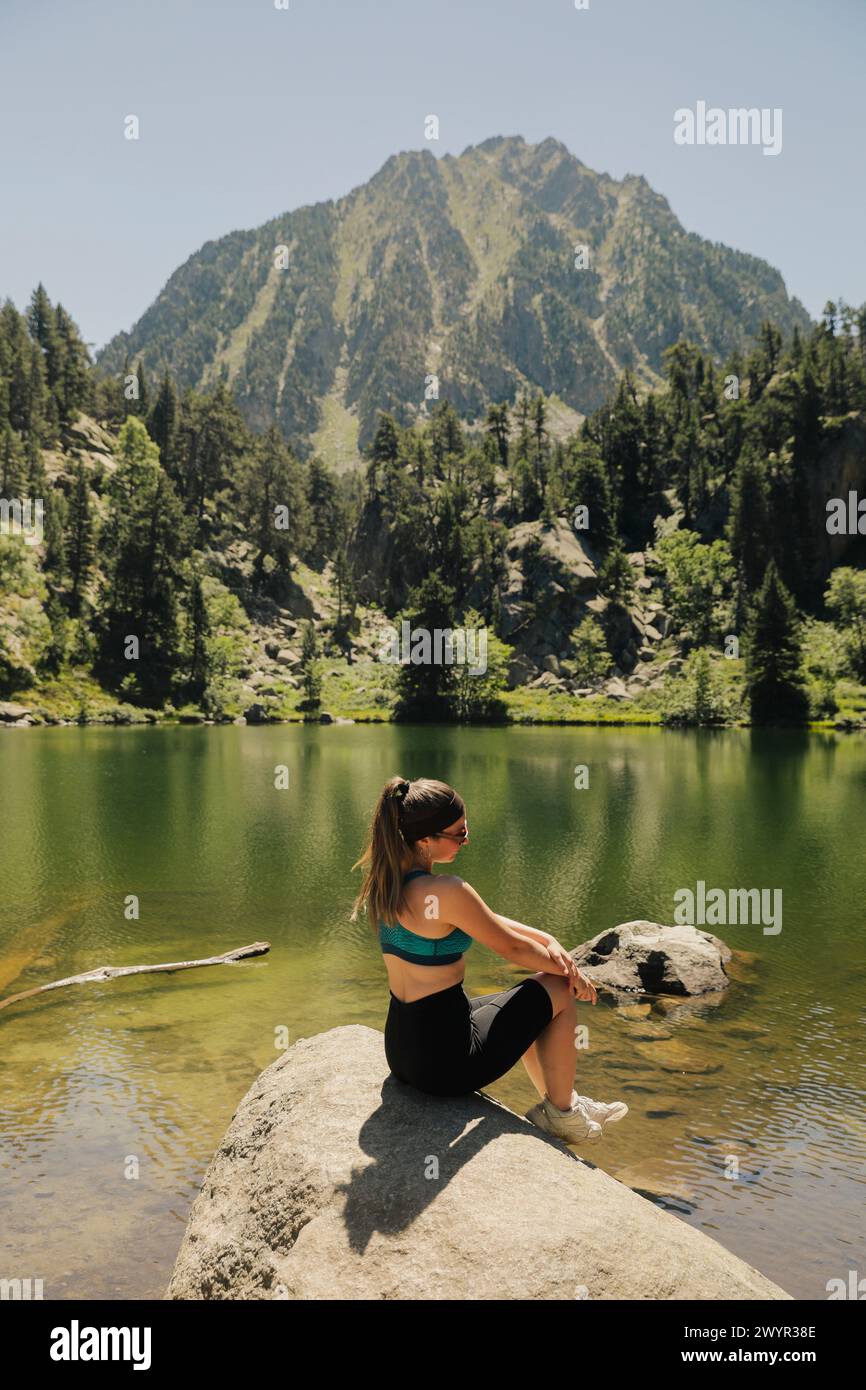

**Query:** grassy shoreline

left=2, top=662, right=863, bottom=731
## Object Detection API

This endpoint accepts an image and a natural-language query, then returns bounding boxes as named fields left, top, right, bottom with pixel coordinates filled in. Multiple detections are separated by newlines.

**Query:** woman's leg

left=520, top=1040, right=546, bottom=1098
left=521, top=973, right=578, bottom=1110
left=463, top=978, right=555, bottom=1093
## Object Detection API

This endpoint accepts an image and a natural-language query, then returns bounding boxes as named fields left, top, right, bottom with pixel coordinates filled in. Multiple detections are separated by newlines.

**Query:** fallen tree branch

left=0, top=941, right=270, bottom=1013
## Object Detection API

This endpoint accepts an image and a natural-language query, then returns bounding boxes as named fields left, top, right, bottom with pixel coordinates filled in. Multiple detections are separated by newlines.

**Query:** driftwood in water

left=0, top=941, right=270, bottom=1013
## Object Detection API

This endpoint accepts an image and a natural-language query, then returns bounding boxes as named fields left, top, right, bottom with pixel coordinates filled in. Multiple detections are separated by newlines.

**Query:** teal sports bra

left=379, top=869, right=474, bottom=967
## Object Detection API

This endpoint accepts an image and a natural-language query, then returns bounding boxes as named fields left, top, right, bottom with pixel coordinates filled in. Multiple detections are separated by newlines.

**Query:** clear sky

left=1, top=0, right=863, bottom=353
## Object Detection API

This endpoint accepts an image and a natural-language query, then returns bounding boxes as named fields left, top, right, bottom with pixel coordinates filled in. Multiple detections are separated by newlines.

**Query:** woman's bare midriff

left=384, top=954, right=466, bottom=1003
left=383, top=875, right=466, bottom=1003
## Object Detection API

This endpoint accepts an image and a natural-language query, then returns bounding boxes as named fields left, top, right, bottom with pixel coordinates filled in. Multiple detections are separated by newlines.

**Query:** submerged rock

left=166, top=1025, right=791, bottom=1301
left=622, top=1022, right=675, bottom=1042
left=634, top=1040, right=722, bottom=1073
left=613, top=1160, right=697, bottom=1205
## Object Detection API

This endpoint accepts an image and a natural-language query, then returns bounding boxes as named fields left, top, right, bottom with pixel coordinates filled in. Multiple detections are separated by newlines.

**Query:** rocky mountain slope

left=97, top=135, right=812, bottom=467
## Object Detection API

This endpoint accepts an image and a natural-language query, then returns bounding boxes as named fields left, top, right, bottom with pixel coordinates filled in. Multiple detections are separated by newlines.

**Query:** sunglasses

left=435, top=823, right=469, bottom=842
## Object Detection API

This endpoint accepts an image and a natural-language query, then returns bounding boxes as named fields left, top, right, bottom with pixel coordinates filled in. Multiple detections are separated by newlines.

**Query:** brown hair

left=350, top=775, right=466, bottom=929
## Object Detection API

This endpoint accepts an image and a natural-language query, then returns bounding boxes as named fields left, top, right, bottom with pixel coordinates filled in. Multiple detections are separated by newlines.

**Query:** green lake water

left=1, top=723, right=865, bottom=1300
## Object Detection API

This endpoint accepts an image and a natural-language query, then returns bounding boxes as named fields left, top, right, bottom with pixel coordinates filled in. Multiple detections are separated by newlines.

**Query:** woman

left=351, top=775, right=628, bottom=1144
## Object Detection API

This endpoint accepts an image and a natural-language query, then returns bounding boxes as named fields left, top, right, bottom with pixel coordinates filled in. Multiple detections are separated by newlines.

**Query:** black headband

left=399, top=789, right=464, bottom=841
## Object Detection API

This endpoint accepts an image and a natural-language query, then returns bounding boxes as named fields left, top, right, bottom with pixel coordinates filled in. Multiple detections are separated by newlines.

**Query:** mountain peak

left=97, top=136, right=813, bottom=467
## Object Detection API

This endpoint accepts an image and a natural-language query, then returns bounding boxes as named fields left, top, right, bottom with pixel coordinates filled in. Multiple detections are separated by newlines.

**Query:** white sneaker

left=572, top=1092, right=629, bottom=1127
left=525, top=1094, right=604, bottom=1144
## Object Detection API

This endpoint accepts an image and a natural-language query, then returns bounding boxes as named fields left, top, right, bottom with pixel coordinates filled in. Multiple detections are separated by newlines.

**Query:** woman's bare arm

left=429, top=878, right=590, bottom=997
left=493, top=913, right=553, bottom=946
left=433, top=877, right=556, bottom=970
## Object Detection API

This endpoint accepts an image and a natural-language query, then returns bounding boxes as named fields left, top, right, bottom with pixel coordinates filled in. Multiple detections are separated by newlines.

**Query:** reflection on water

left=1, top=724, right=865, bottom=1299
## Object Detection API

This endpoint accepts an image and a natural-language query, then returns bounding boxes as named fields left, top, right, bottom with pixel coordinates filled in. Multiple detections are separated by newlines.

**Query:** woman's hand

left=569, top=967, right=597, bottom=1004
left=545, top=939, right=597, bottom=1004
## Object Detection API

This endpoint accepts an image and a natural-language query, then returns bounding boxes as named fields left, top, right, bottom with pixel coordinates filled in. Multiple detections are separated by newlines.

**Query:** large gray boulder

left=166, top=1025, right=789, bottom=1301
left=572, top=921, right=732, bottom=998
left=0, top=701, right=33, bottom=722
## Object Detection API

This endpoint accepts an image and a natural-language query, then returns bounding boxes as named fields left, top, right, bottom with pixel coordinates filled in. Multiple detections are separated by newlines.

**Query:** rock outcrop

left=0, top=701, right=34, bottom=724
left=466, top=517, right=672, bottom=691
left=809, top=412, right=866, bottom=580
left=572, top=920, right=732, bottom=998
left=166, top=1023, right=790, bottom=1301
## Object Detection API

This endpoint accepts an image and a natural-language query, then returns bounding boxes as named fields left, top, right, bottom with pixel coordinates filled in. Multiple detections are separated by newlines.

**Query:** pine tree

left=66, top=459, right=95, bottom=613
left=485, top=402, right=510, bottom=470
left=26, top=340, right=51, bottom=441
left=597, top=542, right=636, bottom=607
left=744, top=560, right=810, bottom=724
left=176, top=380, right=247, bottom=536
left=186, top=574, right=210, bottom=701
left=570, top=615, right=611, bottom=686
left=305, top=457, right=341, bottom=563
left=669, top=409, right=701, bottom=528
left=434, top=484, right=469, bottom=607
left=599, top=373, right=645, bottom=542
left=29, top=417, right=68, bottom=583
left=370, top=412, right=400, bottom=465
left=25, top=433, right=46, bottom=495
left=822, top=301, right=837, bottom=338
left=148, top=372, right=179, bottom=478
left=410, top=435, right=429, bottom=489
left=334, top=546, right=353, bottom=634
left=758, top=320, right=783, bottom=376
left=784, top=355, right=824, bottom=598
left=40, top=589, right=68, bottom=675
left=27, top=284, right=62, bottom=396
left=2, top=304, right=35, bottom=433
left=428, top=401, right=464, bottom=477
left=531, top=393, right=548, bottom=499
left=96, top=416, right=191, bottom=699
left=727, top=450, right=770, bottom=628
left=570, top=442, right=616, bottom=554
left=136, top=358, right=149, bottom=415
left=509, top=410, right=541, bottom=519
left=240, top=424, right=307, bottom=588
left=393, top=572, right=458, bottom=720
left=1, top=422, right=27, bottom=497
left=54, top=304, right=91, bottom=425
left=691, top=648, right=715, bottom=723
left=299, top=619, right=322, bottom=712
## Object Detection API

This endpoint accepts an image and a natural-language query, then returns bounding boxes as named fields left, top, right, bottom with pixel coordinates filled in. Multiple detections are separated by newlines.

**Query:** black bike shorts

left=384, top=977, right=554, bottom=1097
